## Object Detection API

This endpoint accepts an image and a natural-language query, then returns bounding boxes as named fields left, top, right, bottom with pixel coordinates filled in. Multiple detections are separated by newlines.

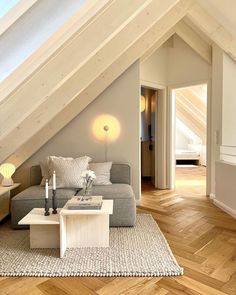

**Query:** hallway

left=175, top=165, right=206, bottom=197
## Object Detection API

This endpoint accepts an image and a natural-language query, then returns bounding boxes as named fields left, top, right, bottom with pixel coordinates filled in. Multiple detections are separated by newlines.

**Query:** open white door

left=140, top=84, right=168, bottom=190
left=156, top=88, right=168, bottom=189
left=167, top=83, right=209, bottom=193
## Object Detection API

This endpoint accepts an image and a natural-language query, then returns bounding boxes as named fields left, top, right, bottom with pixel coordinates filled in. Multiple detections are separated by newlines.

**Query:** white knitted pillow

left=39, top=157, right=50, bottom=186
left=89, top=162, right=112, bottom=185
left=49, top=156, right=91, bottom=188
left=39, top=156, right=73, bottom=186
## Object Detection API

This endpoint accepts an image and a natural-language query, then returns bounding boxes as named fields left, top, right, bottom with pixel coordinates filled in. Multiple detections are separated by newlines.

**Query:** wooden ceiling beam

left=0, top=0, right=111, bottom=105
left=0, top=0, right=38, bottom=37
left=187, top=3, right=236, bottom=62
left=175, top=20, right=212, bottom=64
left=3, top=0, right=193, bottom=167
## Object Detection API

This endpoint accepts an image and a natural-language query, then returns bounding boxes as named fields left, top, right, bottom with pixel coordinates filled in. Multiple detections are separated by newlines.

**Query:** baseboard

left=209, top=193, right=215, bottom=200
left=213, top=199, right=236, bottom=219
left=136, top=199, right=141, bottom=206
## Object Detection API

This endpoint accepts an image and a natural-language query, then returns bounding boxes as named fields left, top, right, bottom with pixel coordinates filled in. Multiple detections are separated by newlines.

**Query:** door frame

left=141, top=80, right=167, bottom=189
left=166, top=79, right=211, bottom=195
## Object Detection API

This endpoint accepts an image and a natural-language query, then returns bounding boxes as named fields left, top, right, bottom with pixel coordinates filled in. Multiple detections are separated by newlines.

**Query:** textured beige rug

left=0, top=214, right=183, bottom=277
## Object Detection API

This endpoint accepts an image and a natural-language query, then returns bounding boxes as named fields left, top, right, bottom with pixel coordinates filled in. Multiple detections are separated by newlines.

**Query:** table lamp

left=0, top=163, right=16, bottom=186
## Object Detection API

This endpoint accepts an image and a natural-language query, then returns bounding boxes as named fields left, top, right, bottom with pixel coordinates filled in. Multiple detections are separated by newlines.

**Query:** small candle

left=45, top=179, right=49, bottom=199
left=53, top=171, right=56, bottom=190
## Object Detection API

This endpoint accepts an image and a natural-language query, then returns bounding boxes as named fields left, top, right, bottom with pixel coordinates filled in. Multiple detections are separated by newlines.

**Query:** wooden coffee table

left=18, top=198, right=113, bottom=258
left=18, top=208, right=60, bottom=248
left=60, top=198, right=113, bottom=258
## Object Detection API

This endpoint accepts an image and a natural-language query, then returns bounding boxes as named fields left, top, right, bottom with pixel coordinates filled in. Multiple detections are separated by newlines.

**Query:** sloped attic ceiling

left=175, top=84, right=207, bottom=143
left=1, top=0, right=236, bottom=169
left=197, top=0, right=236, bottom=40
left=0, top=0, right=86, bottom=81
left=1, top=0, right=192, bottom=167
left=0, top=0, right=20, bottom=18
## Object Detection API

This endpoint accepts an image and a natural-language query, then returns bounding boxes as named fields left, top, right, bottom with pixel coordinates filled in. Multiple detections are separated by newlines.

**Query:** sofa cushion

left=77, top=183, right=134, bottom=199
left=12, top=186, right=76, bottom=201
left=11, top=183, right=136, bottom=229
left=89, top=162, right=112, bottom=185
left=39, top=157, right=50, bottom=186
left=40, top=156, right=74, bottom=186
left=48, top=156, right=91, bottom=188
left=30, top=164, right=131, bottom=186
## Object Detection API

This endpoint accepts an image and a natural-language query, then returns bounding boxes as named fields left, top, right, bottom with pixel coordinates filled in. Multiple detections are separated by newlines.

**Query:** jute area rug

left=0, top=214, right=183, bottom=277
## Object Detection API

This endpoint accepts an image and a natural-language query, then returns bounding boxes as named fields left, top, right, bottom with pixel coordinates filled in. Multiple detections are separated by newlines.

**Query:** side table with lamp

left=0, top=163, right=21, bottom=222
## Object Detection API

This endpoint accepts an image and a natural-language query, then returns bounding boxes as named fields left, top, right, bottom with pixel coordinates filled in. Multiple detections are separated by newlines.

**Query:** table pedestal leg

left=30, top=224, right=60, bottom=248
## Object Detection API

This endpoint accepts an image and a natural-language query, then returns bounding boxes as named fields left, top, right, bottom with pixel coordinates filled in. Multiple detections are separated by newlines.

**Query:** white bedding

left=176, top=149, right=200, bottom=160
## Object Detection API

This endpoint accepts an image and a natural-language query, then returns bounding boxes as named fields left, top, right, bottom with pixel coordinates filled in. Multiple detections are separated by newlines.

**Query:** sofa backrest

left=30, top=163, right=131, bottom=186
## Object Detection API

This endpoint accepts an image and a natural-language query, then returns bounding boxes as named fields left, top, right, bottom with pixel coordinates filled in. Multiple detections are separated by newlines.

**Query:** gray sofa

left=11, top=164, right=136, bottom=229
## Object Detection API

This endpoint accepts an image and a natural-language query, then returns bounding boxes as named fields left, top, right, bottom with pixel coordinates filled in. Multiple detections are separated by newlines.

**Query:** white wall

left=14, top=62, right=141, bottom=199
left=215, top=161, right=236, bottom=216
left=215, top=50, right=236, bottom=215
left=176, top=129, right=190, bottom=149
left=141, top=34, right=211, bottom=86
left=140, top=46, right=168, bottom=87
left=0, top=0, right=85, bottom=81
left=141, top=34, right=211, bottom=184
left=167, top=35, right=211, bottom=85
left=217, top=51, right=236, bottom=164
left=222, top=53, right=236, bottom=147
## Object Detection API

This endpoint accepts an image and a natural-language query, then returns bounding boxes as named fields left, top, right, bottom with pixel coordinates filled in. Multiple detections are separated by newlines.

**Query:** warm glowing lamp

left=92, top=115, right=121, bottom=161
left=104, top=125, right=109, bottom=132
left=140, top=95, right=146, bottom=112
left=92, top=114, right=121, bottom=142
left=0, top=163, right=16, bottom=187
left=103, top=125, right=109, bottom=161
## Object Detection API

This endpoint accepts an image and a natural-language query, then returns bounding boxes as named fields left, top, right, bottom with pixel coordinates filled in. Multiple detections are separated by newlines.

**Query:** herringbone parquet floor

left=0, top=166, right=236, bottom=295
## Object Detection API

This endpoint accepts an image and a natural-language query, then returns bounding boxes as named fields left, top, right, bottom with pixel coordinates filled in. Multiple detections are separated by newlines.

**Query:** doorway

left=140, top=86, right=157, bottom=188
left=140, top=85, right=167, bottom=191
left=170, top=83, right=207, bottom=195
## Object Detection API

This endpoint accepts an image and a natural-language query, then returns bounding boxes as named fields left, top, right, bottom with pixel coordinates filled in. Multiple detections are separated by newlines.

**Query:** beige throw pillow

left=48, top=156, right=91, bottom=188
left=39, top=157, right=50, bottom=186
left=39, top=156, right=73, bottom=186
left=89, top=162, right=112, bottom=185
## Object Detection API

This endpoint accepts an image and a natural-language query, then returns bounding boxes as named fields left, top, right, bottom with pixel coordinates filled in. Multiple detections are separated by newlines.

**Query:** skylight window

left=0, top=0, right=19, bottom=18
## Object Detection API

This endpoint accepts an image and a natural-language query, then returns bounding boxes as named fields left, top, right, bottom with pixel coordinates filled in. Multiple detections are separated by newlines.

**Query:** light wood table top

left=61, top=198, right=113, bottom=215
left=18, top=208, right=60, bottom=225
left=0, top=183, right=21, bottom=196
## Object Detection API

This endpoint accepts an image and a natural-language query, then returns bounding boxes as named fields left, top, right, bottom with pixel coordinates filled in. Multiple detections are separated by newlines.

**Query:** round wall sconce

left=140, top=95, right=146, bottom=112
left=92, top=115, right=121, bottom=161
left=103, top=125, right=109, bottom=132
left=92, top=114, right=121, bottom=142
left=0, top=163, right=16, bottom=186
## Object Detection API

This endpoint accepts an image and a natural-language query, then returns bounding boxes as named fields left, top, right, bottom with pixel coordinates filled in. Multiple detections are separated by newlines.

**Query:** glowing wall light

left=0, top=163, right=16, bottom=186
left=140, top=95, right=146, bottom=112
left=92, top=114, right=121, bottom=161
left=92, top=114, right=121, bottom=142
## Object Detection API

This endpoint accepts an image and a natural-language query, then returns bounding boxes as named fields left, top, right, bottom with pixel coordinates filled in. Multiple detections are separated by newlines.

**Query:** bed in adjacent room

left=176, top=149, right=200, bottom=165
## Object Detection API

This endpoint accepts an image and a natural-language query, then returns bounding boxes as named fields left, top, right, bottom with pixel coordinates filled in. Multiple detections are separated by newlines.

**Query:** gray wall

left=14, top=62, right=141, bottom=199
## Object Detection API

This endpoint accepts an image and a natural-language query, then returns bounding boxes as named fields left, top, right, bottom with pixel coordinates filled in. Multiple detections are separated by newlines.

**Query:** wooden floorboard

left=0, top=166, right=236, bottom=294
